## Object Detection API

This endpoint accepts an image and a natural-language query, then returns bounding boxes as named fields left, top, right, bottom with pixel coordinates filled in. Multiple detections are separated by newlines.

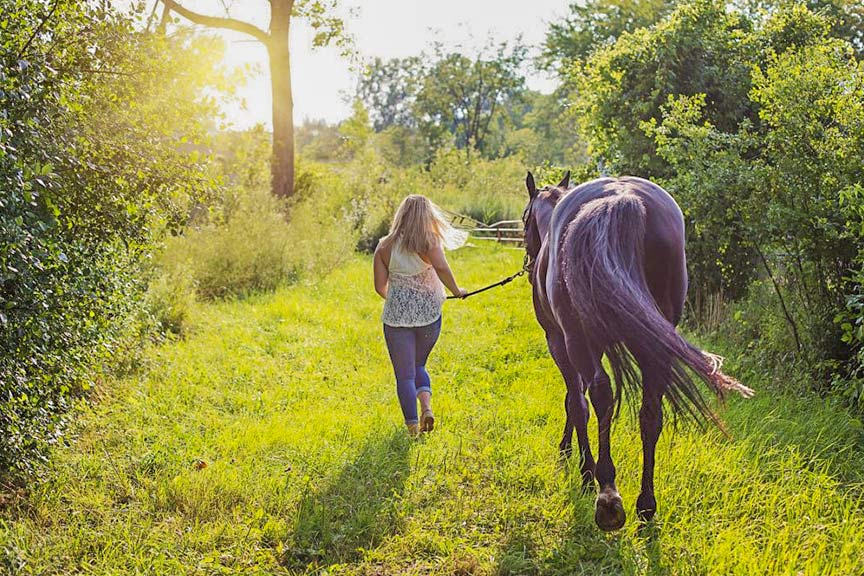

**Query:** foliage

left=355, top=42, right=590, bottom=167
left=153, top=148, right=374, bottom=303
left=0, top=0, right=230, bottom=481
left=646, top=93, right=760, bottom=301
left=337, top=100, right=374, bottom=160
left=143, top=264, right=198, bottom=339
left=542, top=0, right=680, bottom=69
left=839, top=184, right=864, bottom=403
left=212, top=125, right=272, bottom=193
left=356, top=56, right=423, bottom=131
left=292, top=0, right=356, bottom=57
left=2, top=248, right=864, bottom=574
left=414, top=42, right=528, bottom=159
left=296, top=119, right=343, bottom=162
left=745, top=0, right=864, bottom=57
left=157, top=175, right=358, bottom=301
left=158, top=190, right=295, bottom=301
left=357, top=42, right=541, bottom=163
left=644, top=6, right=864, bottom=392
left=575, top=0, right=754, bottom=177
left=503, top=89, right=589, bottom=166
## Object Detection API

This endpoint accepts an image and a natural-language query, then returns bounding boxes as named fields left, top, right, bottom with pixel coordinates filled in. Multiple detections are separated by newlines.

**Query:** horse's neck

left=534, top=203, right=555, bottom=242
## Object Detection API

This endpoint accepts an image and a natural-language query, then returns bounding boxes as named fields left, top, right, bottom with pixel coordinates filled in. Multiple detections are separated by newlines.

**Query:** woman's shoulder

left=375, top=235, right=394, bottom=263
left=376, top=235, right=391, bottom=251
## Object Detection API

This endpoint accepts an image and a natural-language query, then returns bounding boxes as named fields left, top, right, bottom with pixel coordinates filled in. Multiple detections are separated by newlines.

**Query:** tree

left=158, top=0, right=350, bottom=199
left=356, top=56, right=423, bottom=131
left=501, top=89, right=588, bottom=165
left=575, top=0, right=753, bottom=177
left=742, top=0, right=864, bottom=57
left=413, top=41, right=527, bottom=160
left=355, top=42, right=528, bottom=162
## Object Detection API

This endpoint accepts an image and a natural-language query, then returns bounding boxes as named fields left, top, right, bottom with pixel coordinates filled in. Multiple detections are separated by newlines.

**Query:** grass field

left=2, top=244, right=864, bottom=575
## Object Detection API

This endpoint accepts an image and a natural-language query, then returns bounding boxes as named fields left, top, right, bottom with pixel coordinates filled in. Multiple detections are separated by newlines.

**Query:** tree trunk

left=268, top=0, right=294, bottom=199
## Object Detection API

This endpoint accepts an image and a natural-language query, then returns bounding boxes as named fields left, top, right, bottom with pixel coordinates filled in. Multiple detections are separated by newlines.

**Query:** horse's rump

left=560, top=188, right=753, bottom=426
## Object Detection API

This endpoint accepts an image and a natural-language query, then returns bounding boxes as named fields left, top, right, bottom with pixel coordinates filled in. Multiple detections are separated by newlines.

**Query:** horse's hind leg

left=547, top=333, right=595, bottom=486
left=635, top=360, right=670, bottom=522
left=570, top=342, right=625, bottom=531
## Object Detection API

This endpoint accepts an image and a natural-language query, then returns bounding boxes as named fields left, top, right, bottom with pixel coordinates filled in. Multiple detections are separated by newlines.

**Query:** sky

left=202, top=0, right=570, bottom=129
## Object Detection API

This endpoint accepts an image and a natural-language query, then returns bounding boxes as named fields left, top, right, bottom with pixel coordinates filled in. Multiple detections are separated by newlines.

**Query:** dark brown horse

left=523, top=171, right=753, bottom=531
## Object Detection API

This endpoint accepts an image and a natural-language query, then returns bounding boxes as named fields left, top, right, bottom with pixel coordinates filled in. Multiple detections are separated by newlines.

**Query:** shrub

left=0, top=1, right=226, bottom=480
left=646, top=7, right=864, bottom=398
left=159, top=189, right=297, bottom=300
left=157, top=169, right=361, bottom=301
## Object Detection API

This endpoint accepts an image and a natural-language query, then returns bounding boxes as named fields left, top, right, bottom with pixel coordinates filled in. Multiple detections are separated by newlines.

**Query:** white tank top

left=382, top=242, right=446, bottom=327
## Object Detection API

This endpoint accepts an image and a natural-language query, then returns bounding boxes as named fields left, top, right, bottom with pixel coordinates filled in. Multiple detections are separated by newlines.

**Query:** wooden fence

left=443, top=209, right=524, bottom=246
left=469, top=220, right=524, bottom=245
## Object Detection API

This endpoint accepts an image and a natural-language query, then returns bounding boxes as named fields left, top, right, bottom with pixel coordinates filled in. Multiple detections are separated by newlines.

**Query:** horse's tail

left=563, top=192, right=753, bottom=427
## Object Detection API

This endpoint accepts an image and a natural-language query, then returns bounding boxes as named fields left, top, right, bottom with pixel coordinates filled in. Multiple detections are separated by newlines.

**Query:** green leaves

left=0, top=0, right=230, bottom=481
left=575, top=0, right=753, bottom=177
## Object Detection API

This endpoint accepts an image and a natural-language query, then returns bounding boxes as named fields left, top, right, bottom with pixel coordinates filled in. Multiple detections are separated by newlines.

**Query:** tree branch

left=145, top=0, right=161, bottom=32
left=17, top=0, right=61, bottom=60
left=755, top=244, right=803, bottom=354
left=159, top=0, right=270, bottom=44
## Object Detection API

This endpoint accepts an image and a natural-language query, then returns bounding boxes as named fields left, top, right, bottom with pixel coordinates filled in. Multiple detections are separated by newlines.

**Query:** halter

left=521, top=195, right=539, bottom=277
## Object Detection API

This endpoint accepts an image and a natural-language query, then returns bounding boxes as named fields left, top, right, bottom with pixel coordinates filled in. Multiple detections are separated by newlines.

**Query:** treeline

left=296, top=42, right=583, bottom=168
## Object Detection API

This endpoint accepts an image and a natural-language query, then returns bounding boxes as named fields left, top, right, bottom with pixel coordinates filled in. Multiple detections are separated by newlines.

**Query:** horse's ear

left=526, top=171, right=537, bottom=198
left=557, top=170, right=571, bottom=189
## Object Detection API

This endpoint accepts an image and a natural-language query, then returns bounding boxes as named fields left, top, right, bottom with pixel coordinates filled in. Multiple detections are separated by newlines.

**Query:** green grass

left=2, top=244, right=864, bottom=575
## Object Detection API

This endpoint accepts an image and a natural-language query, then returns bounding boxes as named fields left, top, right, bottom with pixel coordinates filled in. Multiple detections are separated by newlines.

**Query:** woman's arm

left=426, top=243, right=466, bottom=298
left=373, top=244, right=389, bottom=299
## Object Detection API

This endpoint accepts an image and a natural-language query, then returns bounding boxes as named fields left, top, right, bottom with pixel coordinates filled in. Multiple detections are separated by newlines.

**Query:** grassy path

left=2, top=245, right=864, bottom=575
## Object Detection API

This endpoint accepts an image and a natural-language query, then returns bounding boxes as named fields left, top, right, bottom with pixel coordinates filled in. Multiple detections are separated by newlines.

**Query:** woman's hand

left=456, top=287, right=468, bottom=299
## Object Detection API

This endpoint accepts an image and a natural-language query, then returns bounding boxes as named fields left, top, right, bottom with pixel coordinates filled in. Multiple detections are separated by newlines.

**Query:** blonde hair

left=385, top=195, right=468, bottom=254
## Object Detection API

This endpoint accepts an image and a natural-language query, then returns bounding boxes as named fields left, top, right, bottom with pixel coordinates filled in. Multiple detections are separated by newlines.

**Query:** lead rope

left=446, top=253, right=532, bottom=300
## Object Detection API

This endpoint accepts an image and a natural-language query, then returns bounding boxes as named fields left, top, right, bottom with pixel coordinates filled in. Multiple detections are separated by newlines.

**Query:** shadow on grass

left=280, top=429, right=411, bottom=571
left=494, top=464, right=667, bottom=576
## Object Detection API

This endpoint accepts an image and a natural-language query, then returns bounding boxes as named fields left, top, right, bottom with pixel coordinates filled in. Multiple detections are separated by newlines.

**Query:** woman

left=374, top=195, right=468, bottom=436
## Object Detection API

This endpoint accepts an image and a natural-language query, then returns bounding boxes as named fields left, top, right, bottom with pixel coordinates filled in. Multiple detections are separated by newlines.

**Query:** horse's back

left=553, top=177, right=683, bottom=237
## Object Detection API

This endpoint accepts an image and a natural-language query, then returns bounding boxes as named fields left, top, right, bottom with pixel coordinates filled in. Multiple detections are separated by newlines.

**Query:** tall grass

left=2, top=245, right=862, bottom=575
left=157, top=187, right=355, bottom=302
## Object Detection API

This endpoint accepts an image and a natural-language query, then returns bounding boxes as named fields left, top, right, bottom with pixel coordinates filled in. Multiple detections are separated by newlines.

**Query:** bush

left=158, top=170, right=361, bottom=301
left=159, top=189, right=297, bottom=300
left=646, top=6, right=864, bottom=399
left=0, top=1, right=226, bottom=481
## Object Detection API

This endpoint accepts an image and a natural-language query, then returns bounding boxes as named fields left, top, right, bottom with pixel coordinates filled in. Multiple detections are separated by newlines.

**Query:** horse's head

left=522, top=170, right=571, bottom=267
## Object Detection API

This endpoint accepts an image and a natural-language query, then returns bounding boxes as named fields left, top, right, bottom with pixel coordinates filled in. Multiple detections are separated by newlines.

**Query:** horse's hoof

left=636, top=493, right=657, bottom=523
left=595, top=489, right=626, bottom=531
left=636, top=506, right=656, bottom=523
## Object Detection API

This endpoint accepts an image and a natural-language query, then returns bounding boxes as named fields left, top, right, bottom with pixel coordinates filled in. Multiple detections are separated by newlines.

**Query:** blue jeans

left=383, top=316, right=442, bottom=424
